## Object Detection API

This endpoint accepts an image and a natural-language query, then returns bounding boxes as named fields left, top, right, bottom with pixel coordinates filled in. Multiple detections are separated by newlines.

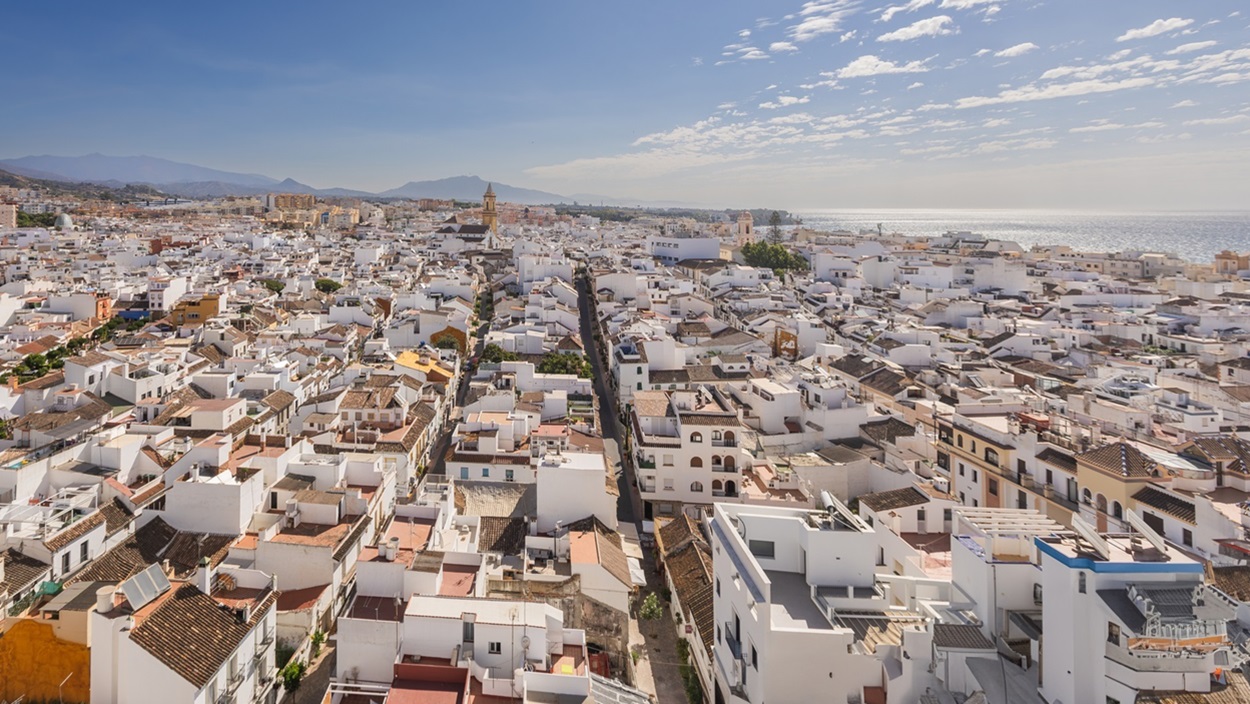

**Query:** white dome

left=54, top=213, right=74, bottom=229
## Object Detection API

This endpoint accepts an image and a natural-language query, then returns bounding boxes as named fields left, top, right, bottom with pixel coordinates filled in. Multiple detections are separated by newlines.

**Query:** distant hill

left=0, top=154, right=279, bottom=187
left=0, top=154, right=584, bottom=205
left=379, top=176, right=568, bottom=204
left=0, top=168, right=166, bottom=202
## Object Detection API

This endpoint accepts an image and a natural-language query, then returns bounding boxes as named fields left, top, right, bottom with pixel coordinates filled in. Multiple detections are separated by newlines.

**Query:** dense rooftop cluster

left=1, top=184, right=1250, bottom=704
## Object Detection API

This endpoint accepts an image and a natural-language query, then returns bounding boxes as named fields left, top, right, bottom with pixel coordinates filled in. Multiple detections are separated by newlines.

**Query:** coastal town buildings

left=0, top=181, right=1249, bottom=704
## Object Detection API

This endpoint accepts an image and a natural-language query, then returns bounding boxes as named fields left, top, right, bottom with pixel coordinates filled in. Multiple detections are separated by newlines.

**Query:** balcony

left=712, top=439, right=738, bottom=448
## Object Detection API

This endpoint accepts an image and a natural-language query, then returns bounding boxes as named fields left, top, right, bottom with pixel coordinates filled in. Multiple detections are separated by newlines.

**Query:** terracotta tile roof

left=1210, top=565, right=1250, bottom=603
left=99, top=498, right=135, bottom=537
left=657, top=514, right=704, bottom=558
left=665, top=541, right=714, bottom=653
left=130, top=583, right=276, bottom=688
left=860, top=417, right=917, bottom=447
left=1079, top=441, right=1160, bottom=478
left=1132, top=486, right=1196, bottom=524
left=70, top=517, right=233, bottom=584
left=932, top=624, right=994, bottom=650
left=859, top=486, right=929, bottom=513
left=1184, top=435, right=1250, bottom=475
left=566, top=515, right=633, bottom=589
left=2, top=548, right=51, bottom=596
left=478, top=517, right=528, bottom=554
left=1037, top=447, right=1076, bottom=472
left=16, top=370, right=66, bottom=391
left=45, top=511, right=106, bottom=552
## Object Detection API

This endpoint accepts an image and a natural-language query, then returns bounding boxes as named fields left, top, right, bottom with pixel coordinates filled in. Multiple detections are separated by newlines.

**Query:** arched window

left=690, top=432, right=703, bottom=443
left=691, top=457, right=703, bottom=468
left=712, top=480, right=724, bottom=493
left=691, top=481, right=704, bottom=493
left=724, top=431, right=736, bottom=446
left=984, top=448, right=999, bottom=465
left=724, top=456, right=736, bottom=471
left=712, top=430, right=722, bottom=441
left=725, top=480, right=738, bottom=497
left=712, top=455, right=723, bottom=467
left=1082, top=488, right=1092, bottom=505
left=1112, top=501, right=1123, bottom=520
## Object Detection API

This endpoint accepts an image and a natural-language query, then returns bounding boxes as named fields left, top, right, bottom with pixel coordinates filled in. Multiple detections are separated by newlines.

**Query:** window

left=716, top=578, right=720, bottom=596
left=985, top=448, right=999, bottom=465
left=1046, top=469, right=1053, bottom=485
left=1182, top=529, right=1193, bottom=546
left=917, top=508, right=927, bottom=523
left=1078, top=572, right=1087, bottom=594
left=690, top=432, right=703, bottom=443
left=460, top=467, right=469, bottom=480
left=662, top=454, right=674, bottom=466
left=637, top=366, right=642, bottom=374
left=957, top=436, right=963, bottom=448
left=481, top=468, right=490, bottom=478
left=80, top=542, right=89, bottom=564
left=62, top=553, right=70, bottom=574
left=690, top=481, right=704, bottom=492
left=970, top=441, right=977, bottom=453
left=1107, top=622, right=1121, bottom=646
left=988, top=479, right=998, bottom=496
left=270, top=492, right=278, bottom=510
left=971, top=470, right=978, bottom=483
left=636, top=382, right=642, bottom=390
left=959, top=463, right=965, bottom=476
left=505, top=469, right=514, bottom=482
left=691, top=457, right=703, bottom=468
left=489, top=642, right=502, bottom=655
left=748, top=540, right=775, bottom=559
left=943, top=508, right=952, bottom=522
left=751, top=644, right=758, bottom=668
left=663, top=478, right=674, bottom=491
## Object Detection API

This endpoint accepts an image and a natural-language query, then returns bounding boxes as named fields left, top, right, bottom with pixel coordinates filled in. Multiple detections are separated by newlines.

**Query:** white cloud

left=738, top=29, right=752, bottom=38
left=769, top=41, right=799, bottom=53
left=717, top=102, right=738, bottom=110
left=878, top=15, right=956, bottom=42
left=840, top=30, right=858, bottom=42
left=1171, top=100, right=1197, bottom=108
left=995, top=42, right=1038, bottom=58
left=879, top=0, right=934, bottom=23
left=759, top=95, right=812, bottom=109
left=939, top=0, right=999, bottom=9
left=1108, top=49, right=1132, bottom=60
left=837, top=55, right=931, bottom=78
left=973, top=138, right=1057, bottom=154
left=692, top=57, right=704, bottom=67
left=1069, top=121, right=1164, bottom=133
left=955, top=76, right=1155, bottom=109
left=790, top=0, right=861, bottom=42
left=1166, top=41, right=1218, bottom=55
left=907, top=81, right=925, bottom=89
left=983, top=118, right=1011, bottom=127
left=1116, top=18, right=1194, bottom=42
left=974, top=48, right=991, bottom=57
left=739, top=47, right=769, bottom=60
left=1183, top=115, right=1250, bottom=126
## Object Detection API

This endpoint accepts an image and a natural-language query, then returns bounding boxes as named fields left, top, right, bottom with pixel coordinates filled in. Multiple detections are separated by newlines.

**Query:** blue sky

left=3, top=1, right=1249, bottom=208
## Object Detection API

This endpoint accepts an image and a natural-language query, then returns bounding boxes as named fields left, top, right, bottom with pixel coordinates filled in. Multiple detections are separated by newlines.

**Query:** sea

left=795, top=209, right=1250, bottom=264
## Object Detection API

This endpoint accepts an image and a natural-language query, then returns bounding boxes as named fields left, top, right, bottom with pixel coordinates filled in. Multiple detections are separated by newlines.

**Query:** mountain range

left=0, top=154, right=573, bottom=205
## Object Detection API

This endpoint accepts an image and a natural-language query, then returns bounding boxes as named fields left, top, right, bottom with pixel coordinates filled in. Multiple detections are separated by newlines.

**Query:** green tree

left=23, top=353, right=48, bottom=375
left=741, top=241, right=808, bottom=275
left=481, top=343, right=518, bottom=364
left=432, top=336, right=461, bottom=351
left=314, top=278, right=343, bottom=294
left=639, top=592, right=663, bottom=622
left=537, top=352, right=592, bottom=378
left=261, top=279, right=285, bottom=294
left=768, top=210, right=783, bottom=243
left=280, top=660, right=306, bottom=692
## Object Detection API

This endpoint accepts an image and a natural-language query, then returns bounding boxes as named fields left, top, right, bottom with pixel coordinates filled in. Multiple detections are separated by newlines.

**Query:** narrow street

left=575, top=272, right=642, bottom=530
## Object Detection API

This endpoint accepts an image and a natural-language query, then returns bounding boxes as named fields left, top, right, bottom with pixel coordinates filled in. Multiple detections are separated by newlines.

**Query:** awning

left=627, top=557, right=647, bottom=587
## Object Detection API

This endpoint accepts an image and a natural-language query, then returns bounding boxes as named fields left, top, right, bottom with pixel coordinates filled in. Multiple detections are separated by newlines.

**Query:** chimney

left=96, top=585, right=116, bottom=612
left=196, top=557, right=214, bottom=594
